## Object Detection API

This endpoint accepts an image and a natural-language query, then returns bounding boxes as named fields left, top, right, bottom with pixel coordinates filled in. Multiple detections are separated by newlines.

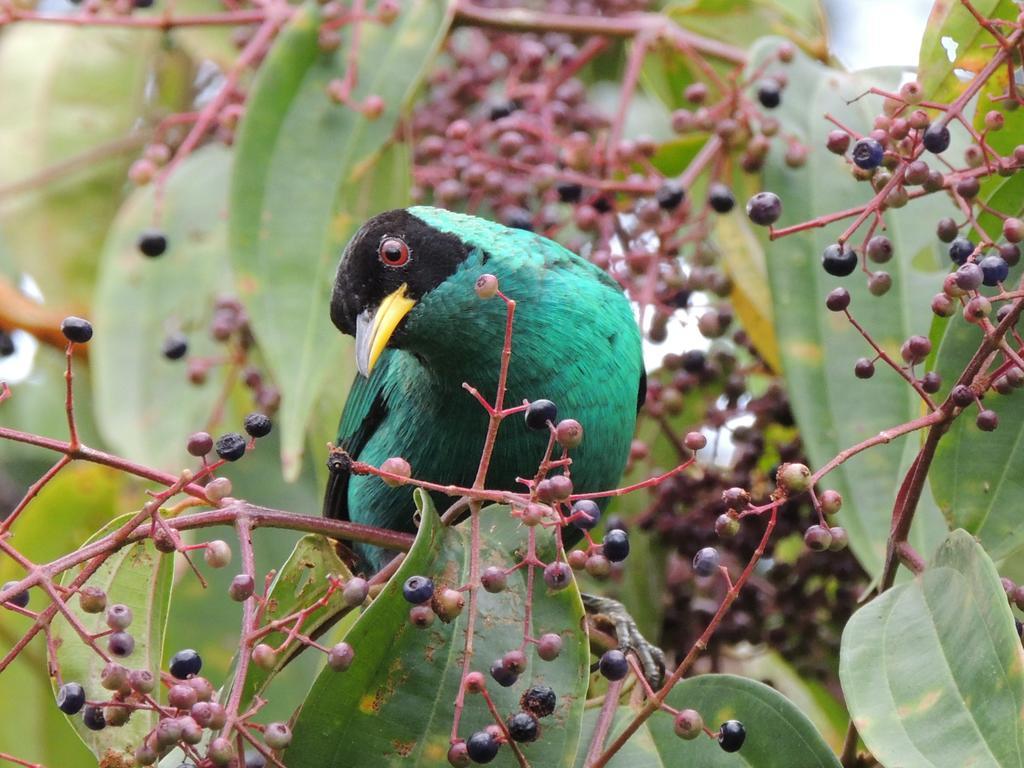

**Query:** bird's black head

left=330, top=209, right=469, bottom=376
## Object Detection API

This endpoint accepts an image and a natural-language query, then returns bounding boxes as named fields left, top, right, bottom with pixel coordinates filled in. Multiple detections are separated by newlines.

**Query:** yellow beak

left=355, top=284, right=416, bottom=377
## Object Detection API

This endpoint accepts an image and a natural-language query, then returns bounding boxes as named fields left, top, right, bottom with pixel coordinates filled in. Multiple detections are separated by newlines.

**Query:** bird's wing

left=322, top=350, right=396, bottom=522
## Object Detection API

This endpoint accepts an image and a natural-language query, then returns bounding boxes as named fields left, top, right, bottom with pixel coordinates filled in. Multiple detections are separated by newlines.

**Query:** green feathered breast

left=325, top=206, right=644, bottom=573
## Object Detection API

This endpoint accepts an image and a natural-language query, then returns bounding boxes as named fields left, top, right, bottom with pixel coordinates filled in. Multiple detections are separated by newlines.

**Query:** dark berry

left=922, top=122, right=951, bottom=154
left=108, top=631, right=135, bottom=657
left=243, top=413, right=272, bottom=438
left=826, top=130, right=851, bottom=154
left=656, top=182, right=685, bottom=210
left=977, top=409, right=999, bottom=431
left=825, top=288, right=850, bottom=312
left=0, top=331, right=14, bottom=357
left=708, top=183, right=735, bottom=213
left=56, top=682, right=86, bottom=715
left=556, top=182, right=582, bottom=203
left=83, top=705, right=106, bottom=731
left=718, top=720, right=746, bottom=752
left=570, top=499, right=600, bottom=530
left=1, top=581, right=28, bottom=609
left=599, top=649, right=629, bottom=681
left=979, top=255, right=1009, bottom=286
left=955, top=263, right=983, bottom=291
left=187, top=432, right=213, bottom=457
left=949, top=237, right=975, bottom=265
left=692, top=547, right=720, bottom=577
left=525, top=399, right=558, bottom=430
left=215, top=432, right=247, bottom=461
left=851, top=138, right=884, bottom=169
left=756, top=80, right=781, bottom=108
left=402, top=575, right=434, bottom=604
left=681, top=349, right=706, bottom=373
left=488, top=101, right=516, bottom=120
left=543, top=561, right=572, bottom=590
left=465, top=730, right=500, bottom=764
left=854, top=358, right=875, bottom=379
left=480, top=566, right=507, bottom=593
left=137, top=230, right=168, bottom=257
left=506, top=712, right=539, bottom=743
left=521, top=685, right=556, bottom=718
left=489, top=658, right=518, bottom=687
left=229, top=573, right=254, bottom=601
left=921, top=371, right=941, bottom=394
left=60, top=316, right=93, bottom=344
left=951, top=384, right=975, bottom=407
left=804, top=525, right=833, bottom=551
left=746, top=192, right=782, bottom=226
left=162, top=333, right=188, bottom=360
left=900, top=335, right=931, bottom=365
left=602, top=529, right=630, bottom=562
left=169, top=648, right=203, bottom=679
left=822, top=243, right=857, bottom=277
left=866, top=235, right=893, bottom=263
left=936, top=217, right=959, bottom=243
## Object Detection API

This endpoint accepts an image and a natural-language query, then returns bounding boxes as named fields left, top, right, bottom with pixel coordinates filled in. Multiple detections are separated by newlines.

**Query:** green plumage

left=326, top=207, right=643, bottom=573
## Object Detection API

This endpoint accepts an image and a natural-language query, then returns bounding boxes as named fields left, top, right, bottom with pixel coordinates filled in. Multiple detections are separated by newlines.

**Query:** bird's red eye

left=378, top=237, right=410, bottom=267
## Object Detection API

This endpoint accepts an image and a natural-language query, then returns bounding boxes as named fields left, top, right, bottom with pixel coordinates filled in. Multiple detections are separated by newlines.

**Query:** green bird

left=323, top=206, right=662, bottom=679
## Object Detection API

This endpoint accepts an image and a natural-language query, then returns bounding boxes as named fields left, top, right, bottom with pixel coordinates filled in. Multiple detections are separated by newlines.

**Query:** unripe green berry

left=265, top=722, right=293, bottom=750
left=777, top=463, right=811, bottom=494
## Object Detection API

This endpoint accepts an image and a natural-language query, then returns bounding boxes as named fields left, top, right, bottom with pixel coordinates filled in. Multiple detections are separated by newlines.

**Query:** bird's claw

left=582, top=592, right=666, bottom=689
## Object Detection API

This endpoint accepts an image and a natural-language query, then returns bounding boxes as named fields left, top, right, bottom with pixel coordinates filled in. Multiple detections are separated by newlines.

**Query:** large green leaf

left=840, top=530, right=1024, bottom=767
left=91, top=145, right=234, bottom=471
left=578, top=674, right=840, bottom=767
left=918, top=0, right=1017, bottom=104
left=0, top=465, right=123, bottom=768
left=52, top=514, right=175, bottom=763
left=930, top=322, right=1024, bottom=561
left=287, top=491, right=590, bottom=767
left=0, top=26, right=158, bottom=307
left=663, top=0, right=827, bottom=56
left=236, top=533, right=355, bottom=706
left=229, top=1, right=451, bottom=480
left=753, top=39, right=949, bottom=578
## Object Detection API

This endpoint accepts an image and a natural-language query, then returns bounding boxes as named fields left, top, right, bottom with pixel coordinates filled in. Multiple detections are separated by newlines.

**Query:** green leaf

left=0, top=465, right=123, bottom=768
left=719, top=651, right=848, bottom=751
left=918, top=0, right=1017, bottom=103
left=840, top=530, right=1024, bottom=767
left=753, top=39, right=949, bottom=578
left=930, top=371, right=1024, bottom=561
left=0, top=25, right=158, bottom=307
left=578, top=674, right=840, bottom=767
left=663, top=0, right=828, bottom=57
left=287, top=491, right=589, bottom=767
left=53, top=514, right=175, bottom=763
left=236, top=533, right=355, bottom=706
left=229, top=2, right=451, bottom=480
left=91, top=145, right=234, bottom=472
